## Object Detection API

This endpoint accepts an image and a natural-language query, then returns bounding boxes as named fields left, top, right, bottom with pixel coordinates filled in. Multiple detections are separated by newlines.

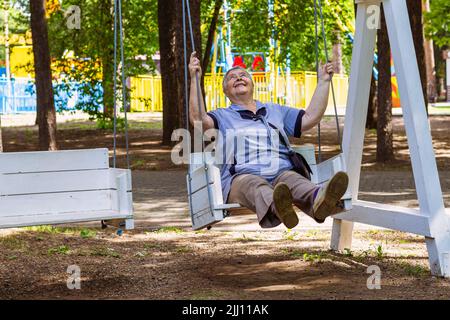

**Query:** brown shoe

left=312, top=171, right=349, bottom=223
left=273, top=183, right=299, bottom=229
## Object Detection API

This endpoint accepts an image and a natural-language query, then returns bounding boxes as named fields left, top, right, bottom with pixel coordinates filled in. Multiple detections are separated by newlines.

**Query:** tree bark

left=158, top=0, right=202, bottom=146
left=366, top=74, right=378, bottom=130
left=100, top=0, right=115, bottom=117
left=30, top=0, right=58, bottom=151
left=376, top=5, right=394, bottom=163
left=407, top=0, right=428, bottom=109
left=422, top=0, right=437, bottom=102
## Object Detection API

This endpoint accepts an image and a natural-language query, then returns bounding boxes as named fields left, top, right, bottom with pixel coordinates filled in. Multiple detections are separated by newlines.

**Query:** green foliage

left=0, top=0, right=30, bottom=62
left=48, top=0, right=158, bottom=73
left=46, top=0, right=159, bottom=118
left=424, top=0, right=450, bottom=47
left=80, top=228, right=97, bottom=239
left=96, top=115, right=126, bottom=130
left=226, top=0, right=355, bottom=72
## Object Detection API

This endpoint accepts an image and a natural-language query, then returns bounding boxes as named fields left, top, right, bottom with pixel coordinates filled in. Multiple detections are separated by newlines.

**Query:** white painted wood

left=113, top=168, right=133, bottom=216
left=327, top=0, right=450, bottom=277
left=0, top=169, right=112, bottom=196
left=0, top=210, right=128, bottom=229
left=187, top=163, right=226, bottom=230
left=215, top=203, right=242, bottom=210
left=333, top=201, right=432, bottom=237
left=0, top=148, right=109, bottom=174
left=331, top=219, right=354, bottom=251
left=0, top=149, right=134, bottom=231
left=189, top=164, right=218, bottom=194
left=292, top=144, right=316, bottom=165
left=330, top=2, right=379, bottom=251
left=0, top=190, right=115, bottom=216
left=383, top=0, right=450, bottom=277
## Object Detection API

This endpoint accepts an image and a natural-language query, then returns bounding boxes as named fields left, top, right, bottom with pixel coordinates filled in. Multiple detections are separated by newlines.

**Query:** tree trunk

left=407, top=0, right=428, bottom=110
left=376, top=5, right=394, bottom=163
left=30, top=0, right=58, bottom=151
left=100, top=0, right=115, bottom=117
left=422, top=0, right=437, bottom=102
left=366, top=74, right=378, bottom=130
left=158, top=0, right=202, bottom=146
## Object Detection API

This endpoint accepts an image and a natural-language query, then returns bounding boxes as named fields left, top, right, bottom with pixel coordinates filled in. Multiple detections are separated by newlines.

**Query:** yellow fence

left=130, top=71, right=348, bottom=113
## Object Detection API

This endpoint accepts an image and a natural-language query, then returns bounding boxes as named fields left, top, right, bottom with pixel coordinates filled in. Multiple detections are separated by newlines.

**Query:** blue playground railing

left=0, top=77, right=103, bottom=114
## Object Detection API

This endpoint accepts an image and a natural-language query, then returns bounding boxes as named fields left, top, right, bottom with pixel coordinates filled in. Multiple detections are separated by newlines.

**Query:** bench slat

left=0, top=210, right=131, bottom=229
left=0, top=169, right=114, bottom=196
left=0, top=190, right=117, bottom=216
left=0, top=148, right=109, bottom=174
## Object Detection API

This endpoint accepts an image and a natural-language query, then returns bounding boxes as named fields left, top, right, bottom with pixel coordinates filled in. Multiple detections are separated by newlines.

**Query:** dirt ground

left=0, top=115, right=449, bottom=300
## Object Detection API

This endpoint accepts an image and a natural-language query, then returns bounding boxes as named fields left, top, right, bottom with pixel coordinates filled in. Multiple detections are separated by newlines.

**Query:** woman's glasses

left=226, top=72, right=250, bottom=82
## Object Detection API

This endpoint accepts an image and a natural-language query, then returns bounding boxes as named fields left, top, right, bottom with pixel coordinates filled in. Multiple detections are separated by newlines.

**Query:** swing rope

left=183, top=0, right=215, bottom=216
left=113, top=0, right=130, bottom=169
left=314, top=0, right=343, bottom=160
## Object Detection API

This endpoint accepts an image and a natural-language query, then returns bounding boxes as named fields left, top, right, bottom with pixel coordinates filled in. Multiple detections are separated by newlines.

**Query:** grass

left=150, top=227, right=185, bottom=234
left=24, top=226, right=98, bottom=239
left=174, top=246, right=192, bottom=253
left=189, top=290, right=227, bottom=300
left=143, top=243, right=166, bottom=251
left=80, top=228, right=97, bottom=239
left=282, top=230, right=299, bottom=241
left=131, top=159, right=146, bottom=168
left=234, top=234, right=261, bottom=242
left=282, top=249, right=327, bottom=262
left=399, top=261, right=429, bottom=277
left=24, top=225, right=75, bottom=235
left=48, top=245, right=70, bottom=255
left=0, top=236, right=26, bottom=250
left=24, top=128, right=34, bottom=143
left=58, top=120, right=162, bottom=131
left=90, top=247, right=121, bottom=258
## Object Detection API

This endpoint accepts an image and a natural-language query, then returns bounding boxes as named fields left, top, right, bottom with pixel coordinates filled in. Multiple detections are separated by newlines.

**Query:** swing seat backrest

left=0, top=148, right=133, bottom=229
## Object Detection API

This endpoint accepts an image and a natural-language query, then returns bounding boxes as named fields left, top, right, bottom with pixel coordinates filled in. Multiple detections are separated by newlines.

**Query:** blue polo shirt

left=207, top=101, right=305, bottom=201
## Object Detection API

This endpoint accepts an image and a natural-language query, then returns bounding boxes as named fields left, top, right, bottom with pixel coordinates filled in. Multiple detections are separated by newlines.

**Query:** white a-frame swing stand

left=330, top=0, right=450, bottom=277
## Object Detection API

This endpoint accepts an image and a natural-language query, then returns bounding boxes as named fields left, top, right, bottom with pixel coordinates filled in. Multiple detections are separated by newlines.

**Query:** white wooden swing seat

left=187, top=144, right=352, bottom=230
left=0, top=148, right=133, bottom=230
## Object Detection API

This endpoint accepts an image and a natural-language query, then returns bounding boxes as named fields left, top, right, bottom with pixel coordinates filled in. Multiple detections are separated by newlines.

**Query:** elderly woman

left=188, top=52, right=348, bottom=229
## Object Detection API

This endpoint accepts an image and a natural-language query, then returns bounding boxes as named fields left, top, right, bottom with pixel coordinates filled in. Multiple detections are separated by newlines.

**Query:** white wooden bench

left=0, top=148, right=133, bottom=230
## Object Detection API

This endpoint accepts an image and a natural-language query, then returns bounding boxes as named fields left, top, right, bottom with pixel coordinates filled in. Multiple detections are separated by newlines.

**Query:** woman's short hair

left=222, top=66, right=253, bottom=92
